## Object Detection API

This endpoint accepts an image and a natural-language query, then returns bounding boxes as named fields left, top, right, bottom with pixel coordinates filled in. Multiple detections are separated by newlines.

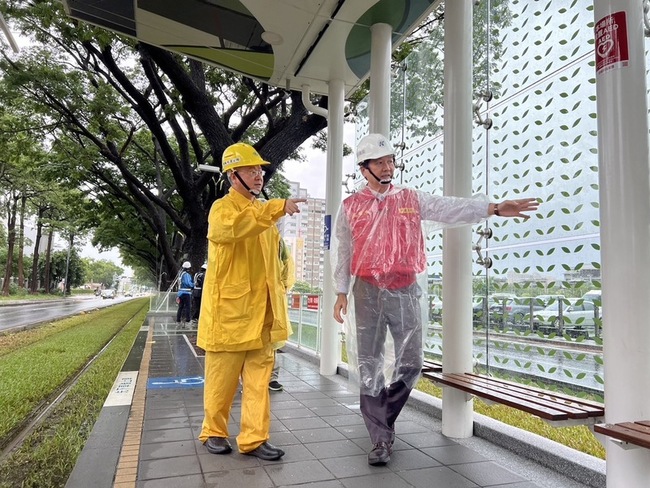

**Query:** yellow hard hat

left=222, top=143, right=270, bottom=172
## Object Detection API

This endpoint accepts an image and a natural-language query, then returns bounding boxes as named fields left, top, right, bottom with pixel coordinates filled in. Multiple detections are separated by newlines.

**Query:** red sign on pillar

left=307, top=294, right=319, bottom=310
left=291, top=294, right=301, bottom=309
left=595, top=11, right=629, bottom=75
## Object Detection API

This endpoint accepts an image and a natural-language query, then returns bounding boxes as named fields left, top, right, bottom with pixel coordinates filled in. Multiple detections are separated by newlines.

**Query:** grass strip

left=0, top=299, right=147, bottom=444
left=0, top=300, right=148, bottom=488
left=0, top=310, right=100, bottom=358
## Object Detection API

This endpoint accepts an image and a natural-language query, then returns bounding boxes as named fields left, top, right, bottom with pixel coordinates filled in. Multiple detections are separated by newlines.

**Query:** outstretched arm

left=489, top=198, right=539, bottom=220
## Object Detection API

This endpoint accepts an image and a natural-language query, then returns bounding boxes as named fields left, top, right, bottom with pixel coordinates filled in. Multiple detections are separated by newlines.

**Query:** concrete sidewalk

left=67, top=315, right=604, bottom=488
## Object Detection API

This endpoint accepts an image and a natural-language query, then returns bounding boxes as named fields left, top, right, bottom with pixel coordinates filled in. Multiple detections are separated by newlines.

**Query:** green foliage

left=45, top=248, right=85, bottom=291
left=265, top=171, right=291, bottom=199
left=291, top=281, right=322, bottom=294
left=80, top=258, right=124, bottom=288
left=381, top=0, right=512, bottom=138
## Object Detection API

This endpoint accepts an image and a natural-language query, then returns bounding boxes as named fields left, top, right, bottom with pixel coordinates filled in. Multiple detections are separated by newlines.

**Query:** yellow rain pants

left=199, top=306, right=274, bottom=452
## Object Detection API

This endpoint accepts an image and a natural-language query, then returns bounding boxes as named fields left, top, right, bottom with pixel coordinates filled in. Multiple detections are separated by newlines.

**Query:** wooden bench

left=594, top=420, right=650, bottom=450
left=422, top=370, right=604, bottom=426
left=421, top=359, right=443, bottom=373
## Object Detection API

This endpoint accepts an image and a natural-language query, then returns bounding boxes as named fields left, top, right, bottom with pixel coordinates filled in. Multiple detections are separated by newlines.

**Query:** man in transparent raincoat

left=197, top=142, right=305, bottom=461
left=333, top=133, right=538, bottom=466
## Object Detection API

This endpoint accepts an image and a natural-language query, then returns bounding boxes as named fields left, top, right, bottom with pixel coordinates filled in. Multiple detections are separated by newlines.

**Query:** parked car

left=533, top=299, right=601, bottom=336
left=488, top=296, right=546, bottom=327
left=533, top=294, right=566, bottom=308
left=101, top=289, right=116, bottom=299
left=429, top=295, right=443, bottom=321
left=472, top=294, right=539, bottom=327
left=472, top=296, right=490, bottom=324
left=581, top=289, right=602, bottom=306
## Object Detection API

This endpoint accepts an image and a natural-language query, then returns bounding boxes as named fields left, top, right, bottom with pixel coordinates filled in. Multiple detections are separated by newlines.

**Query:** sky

left=80, top=239, right=134, bottom=277
left=281, top=123, right=358, bottom=199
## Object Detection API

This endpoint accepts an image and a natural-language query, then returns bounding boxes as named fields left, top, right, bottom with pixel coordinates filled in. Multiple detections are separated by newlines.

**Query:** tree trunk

left=17, top=195, right=27, bottom=288
left=43, top=228, right=53, bottom=294
left=64, top=232, right=74, bottom=296
left=30, top=209, right=44, bottom=293
left=2, top=194, right=18, bottom=296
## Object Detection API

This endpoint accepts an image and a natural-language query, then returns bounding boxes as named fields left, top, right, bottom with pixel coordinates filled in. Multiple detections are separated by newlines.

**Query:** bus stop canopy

left=62, top=0, right=439, bottom=97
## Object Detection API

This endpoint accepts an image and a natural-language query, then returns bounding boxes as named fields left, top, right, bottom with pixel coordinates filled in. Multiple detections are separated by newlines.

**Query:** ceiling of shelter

left=62, top=0, right=439, bottom=97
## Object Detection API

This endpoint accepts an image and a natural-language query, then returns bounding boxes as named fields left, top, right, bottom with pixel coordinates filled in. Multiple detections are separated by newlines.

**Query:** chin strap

left=366, top=167, right=392, bottom=185
left=233, top=171, right=269, bottom=198
left=233, top=171, right=261, bottom=196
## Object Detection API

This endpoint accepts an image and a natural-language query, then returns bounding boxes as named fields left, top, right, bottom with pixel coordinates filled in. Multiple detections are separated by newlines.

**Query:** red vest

left=343, top=187, right=426, bottom=289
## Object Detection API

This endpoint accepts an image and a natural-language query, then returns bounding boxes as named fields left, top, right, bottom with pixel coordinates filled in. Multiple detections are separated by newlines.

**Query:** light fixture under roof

left=261, top=31, right=283, bottom=46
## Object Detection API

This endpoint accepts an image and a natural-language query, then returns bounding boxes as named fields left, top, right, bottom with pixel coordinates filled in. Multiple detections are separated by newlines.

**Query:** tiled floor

left=103, top=317, right=601, bottom=487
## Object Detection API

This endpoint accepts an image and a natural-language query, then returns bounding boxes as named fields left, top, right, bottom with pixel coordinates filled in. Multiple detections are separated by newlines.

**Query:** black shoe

left=204, top=437, right=232, bottom=455
left=268, top=380, right=283, bottom=391
left=368, top=442, right=391, bottom=466
left=243, top=442, right=285, bottom=460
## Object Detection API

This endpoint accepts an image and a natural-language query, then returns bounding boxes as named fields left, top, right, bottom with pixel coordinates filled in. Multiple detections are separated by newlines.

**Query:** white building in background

left=277, top=181, right=325, bottom=290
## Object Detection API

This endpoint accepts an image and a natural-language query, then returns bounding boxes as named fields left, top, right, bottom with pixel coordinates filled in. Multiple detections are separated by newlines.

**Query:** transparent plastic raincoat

left=333, top=185, right=489, bottom=397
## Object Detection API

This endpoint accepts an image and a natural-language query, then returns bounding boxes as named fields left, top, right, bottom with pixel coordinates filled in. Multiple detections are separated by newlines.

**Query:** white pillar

left=593, top=1, right=650, bottom=485
left=441, top=0, right=474, bottom=438
left=369, top=23, right=392, bottom=136
left=320, top=78, right=345, bottom=376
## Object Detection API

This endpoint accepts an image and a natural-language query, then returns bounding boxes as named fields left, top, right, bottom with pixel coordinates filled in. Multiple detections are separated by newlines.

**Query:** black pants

left=191, top=293, right=202, bottom=320
left=353, top=279, right=423, bottom=444
left=176, top=294, right=191, bottom=322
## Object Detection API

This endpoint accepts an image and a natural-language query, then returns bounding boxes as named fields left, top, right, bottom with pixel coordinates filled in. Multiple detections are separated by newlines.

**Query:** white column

left=320, top=78, right=345, bottom=376
left=593, top=1, right=650, bottom=485
left=369, top=23, right=392, bottom=136
left=441, top=0, right=474, bottom=438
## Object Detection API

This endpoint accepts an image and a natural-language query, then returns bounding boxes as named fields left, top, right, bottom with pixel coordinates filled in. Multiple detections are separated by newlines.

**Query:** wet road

left=0, top=296, right=134, bottom=333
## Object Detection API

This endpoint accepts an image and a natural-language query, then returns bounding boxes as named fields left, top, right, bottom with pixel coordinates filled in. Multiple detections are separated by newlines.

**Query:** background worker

left=176, top=261, right=193, bottom=327
left=197, top=142, right=305, bottom=461
left=191, top=263, right=206, bottom=325
left=269, top=237, right=294, bottom=392
left=268, top=354, right=283, bottom=391
left=333, top=133, right=539, bottom=466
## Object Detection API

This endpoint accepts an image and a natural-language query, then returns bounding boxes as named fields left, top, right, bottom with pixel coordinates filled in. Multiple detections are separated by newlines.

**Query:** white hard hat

left=356, top=133, right=394, bottom=165
left=201, top=263, right=207, bottom=270
left=182, top=261, right=191, bottom=269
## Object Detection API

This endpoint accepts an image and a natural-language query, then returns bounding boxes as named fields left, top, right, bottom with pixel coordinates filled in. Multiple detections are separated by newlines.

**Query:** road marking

left=104, top=371, right=138, bottom=406
left=147, top=376, right=204, bottom=389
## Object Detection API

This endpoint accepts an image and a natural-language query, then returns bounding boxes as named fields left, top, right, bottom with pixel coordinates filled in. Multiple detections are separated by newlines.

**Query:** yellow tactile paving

left=112, top=324, right=154, bottom=488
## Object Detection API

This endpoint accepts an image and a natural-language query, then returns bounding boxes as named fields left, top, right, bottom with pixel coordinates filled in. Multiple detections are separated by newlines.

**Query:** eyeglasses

left=368, top=158, right=395, bottom=167
left=237, top=168, right=266, bottom=177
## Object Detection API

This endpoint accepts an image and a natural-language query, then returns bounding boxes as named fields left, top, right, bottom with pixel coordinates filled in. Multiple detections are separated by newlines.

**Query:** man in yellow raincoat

left=198, top=142, right=305, bottom=461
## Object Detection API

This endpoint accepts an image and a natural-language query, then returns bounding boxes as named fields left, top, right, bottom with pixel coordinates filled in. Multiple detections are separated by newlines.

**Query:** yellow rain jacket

left=197, top=188, right=291, bottom=352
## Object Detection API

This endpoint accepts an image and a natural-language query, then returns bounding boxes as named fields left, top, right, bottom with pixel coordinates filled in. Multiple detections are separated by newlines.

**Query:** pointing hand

left=284, top=198, right=307, bottom=216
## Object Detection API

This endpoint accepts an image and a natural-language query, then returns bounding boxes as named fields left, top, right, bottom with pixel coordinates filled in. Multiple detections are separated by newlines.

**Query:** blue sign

left=324, top=214, right=331, bottom=250
left=147, top=376, right=204, bottom=389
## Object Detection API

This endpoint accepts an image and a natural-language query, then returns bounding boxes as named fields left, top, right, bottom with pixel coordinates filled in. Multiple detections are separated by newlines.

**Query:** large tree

left=81, top=257, right=123, bottom=289
left=0, top=1, right=510, bottom=290
left=0, top=0, right=330, bottom=288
